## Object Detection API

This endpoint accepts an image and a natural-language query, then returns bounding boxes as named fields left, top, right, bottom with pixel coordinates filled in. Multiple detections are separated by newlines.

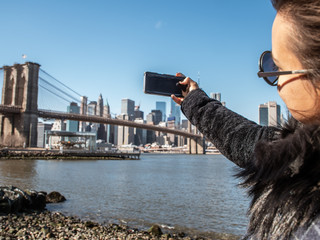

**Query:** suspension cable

left=39, top=68, right=82, bottom=97
left=39, top=84, right=72, bottom=104
left=39, top=77, right=80, bottom=103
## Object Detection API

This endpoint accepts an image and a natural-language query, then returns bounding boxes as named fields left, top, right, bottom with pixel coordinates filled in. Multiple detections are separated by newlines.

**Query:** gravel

left=0, top=210, right=240, bottom=240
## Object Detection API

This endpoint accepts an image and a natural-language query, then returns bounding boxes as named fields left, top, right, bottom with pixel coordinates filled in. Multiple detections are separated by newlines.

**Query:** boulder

left=148, top=224, right=163, bottom=237
left=26, top=190, right=47, bottom=210
left=0, top=198, right=11, bottom=214
left=46, top=191, right=66, bottom=203
left=0, top=186, right=47, bottom=214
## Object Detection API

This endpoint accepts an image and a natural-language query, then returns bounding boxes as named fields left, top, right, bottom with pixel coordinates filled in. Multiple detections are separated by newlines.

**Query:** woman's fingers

left=172, top=72, right=199, bottom=102
left=176, top=72, right=186, bottom=78
left=171, top=94, right=184, bottom=105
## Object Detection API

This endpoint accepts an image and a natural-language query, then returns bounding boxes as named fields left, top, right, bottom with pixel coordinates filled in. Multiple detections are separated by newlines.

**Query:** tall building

left=156, top=101, right=166, bottom=122
left=87, top=101, right=97, bottom=116
left=97, top=94, right=106, bottom=140
left=118, top=99, right=135, bottom=145
left=104, top=101, right=111, bottom=118
left=146, top=112, right=154, bottom=124
left=167, top=116, right=177, bottom=146
left=152, top=110, right=162, bottom=125
left=170, top=99, right=181, bottom=126
left=37, top=122, right=53, bottom=148
left=121, top=99, right=135, bottom=120
left=181, top=119, right=189, bottom=130
left=134, top=105, right=144, bottom=120
left=50, top=119, right=66, bottom=146
left=104, top=101, right=112, bottom=143
left=210, top=92, right=226, bottom=106
left=86, top=101, right=97, bottom=132
left=146, top=110, right=162, bottom=125
left=210, top=92, right=221, bottom=102
left=97, top=94, right=104, bottom=117
left=259, top=101, right=281, bottom=126
left=66, top=102, right=80, bottom=132
left=117, top=114, right=134, bottom=146
left=79, top=96, right=88, bottom=132
left=134, top=119, right=147, bottom=146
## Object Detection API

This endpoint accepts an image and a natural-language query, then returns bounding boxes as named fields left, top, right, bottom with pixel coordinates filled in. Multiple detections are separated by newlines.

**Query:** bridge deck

left=0, top=104, right=202, bottom=139
left=38, top=109, right=201, bottom=138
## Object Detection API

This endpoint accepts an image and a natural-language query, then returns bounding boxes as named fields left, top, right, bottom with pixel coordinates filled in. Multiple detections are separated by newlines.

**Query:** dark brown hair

left=272, top=0, right=320, bottom=84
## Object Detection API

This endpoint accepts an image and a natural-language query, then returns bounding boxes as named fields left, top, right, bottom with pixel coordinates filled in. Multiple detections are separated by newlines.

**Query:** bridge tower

left=187, top=121, right=205, bottom=154
left=0, top=62, right=40, bottom=147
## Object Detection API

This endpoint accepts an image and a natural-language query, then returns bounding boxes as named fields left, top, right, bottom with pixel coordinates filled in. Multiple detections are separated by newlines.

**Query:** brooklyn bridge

left=0, top=62, right=204, bottom=154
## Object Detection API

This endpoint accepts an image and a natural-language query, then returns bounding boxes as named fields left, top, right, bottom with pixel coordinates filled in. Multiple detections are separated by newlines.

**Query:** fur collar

left=238, top=118, right=320, bottom=239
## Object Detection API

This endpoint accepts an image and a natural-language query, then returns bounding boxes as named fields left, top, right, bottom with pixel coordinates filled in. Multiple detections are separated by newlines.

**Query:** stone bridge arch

left=0, top=62, right=40, bottom=147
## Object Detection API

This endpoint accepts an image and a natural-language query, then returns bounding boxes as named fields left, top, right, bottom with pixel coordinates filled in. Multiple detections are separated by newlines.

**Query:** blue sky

left=0, top=0, right=282, bottom=123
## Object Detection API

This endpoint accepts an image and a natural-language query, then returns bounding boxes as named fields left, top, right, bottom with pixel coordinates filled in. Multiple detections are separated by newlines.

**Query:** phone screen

left=144, top=72, right=185, bottom=97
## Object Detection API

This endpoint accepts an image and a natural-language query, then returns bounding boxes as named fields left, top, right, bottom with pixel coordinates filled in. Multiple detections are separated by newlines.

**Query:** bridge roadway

left=0, top=105, right=201, bottom=139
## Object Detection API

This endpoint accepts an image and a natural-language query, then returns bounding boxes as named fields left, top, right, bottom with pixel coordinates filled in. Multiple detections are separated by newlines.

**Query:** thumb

left=171, top=94, right=183, bottom=105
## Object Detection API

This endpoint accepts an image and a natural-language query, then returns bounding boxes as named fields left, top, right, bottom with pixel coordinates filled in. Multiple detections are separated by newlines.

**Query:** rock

left=0, top=186, right=47, bottom=213
left=0, top=198, right=11, bottom=214
left=178, top=232, right=186, bottom=238
left=148, top=224, right=163, bottom=237
left=27, top=190, right=47, bottom=210
left=84, top=221, right=97, bottom=228
left=46, top=191, right=66, bottom=203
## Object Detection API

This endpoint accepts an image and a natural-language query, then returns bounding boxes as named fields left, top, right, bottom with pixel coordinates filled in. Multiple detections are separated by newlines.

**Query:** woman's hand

left=171, top=73, right=199, bottom=105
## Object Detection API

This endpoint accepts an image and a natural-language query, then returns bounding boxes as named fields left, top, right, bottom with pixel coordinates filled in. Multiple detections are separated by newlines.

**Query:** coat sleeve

left=181, top=89, right=279, bottom=168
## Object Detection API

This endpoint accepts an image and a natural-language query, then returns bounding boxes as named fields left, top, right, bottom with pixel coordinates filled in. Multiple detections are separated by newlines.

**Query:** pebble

left=0, top=210, right=240, bottom=240
left=0, top=211, right=182, bottom=240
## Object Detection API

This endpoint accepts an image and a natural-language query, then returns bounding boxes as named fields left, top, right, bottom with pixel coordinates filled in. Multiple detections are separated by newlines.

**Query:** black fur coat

left=181, top=89, right=320, bottom=240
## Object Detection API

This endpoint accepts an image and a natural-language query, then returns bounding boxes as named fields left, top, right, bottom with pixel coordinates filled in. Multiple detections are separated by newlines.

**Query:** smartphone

left=143, top=71, right=186, bottom=97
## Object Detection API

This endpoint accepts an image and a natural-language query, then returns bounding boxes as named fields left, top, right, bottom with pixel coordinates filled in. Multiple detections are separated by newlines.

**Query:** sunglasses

left=257, top=51, right=312, bottom=86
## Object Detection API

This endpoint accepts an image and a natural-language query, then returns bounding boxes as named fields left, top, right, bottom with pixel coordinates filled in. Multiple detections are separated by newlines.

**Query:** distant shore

left=0, top=210, right=240, bottom=240
left=0, top=147, right=221, bottom=160
left=0, top=148, right=140, bottom=160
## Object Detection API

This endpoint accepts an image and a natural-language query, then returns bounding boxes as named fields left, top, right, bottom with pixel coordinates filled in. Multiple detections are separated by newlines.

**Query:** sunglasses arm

left=258, top=69, right=311, bottom=78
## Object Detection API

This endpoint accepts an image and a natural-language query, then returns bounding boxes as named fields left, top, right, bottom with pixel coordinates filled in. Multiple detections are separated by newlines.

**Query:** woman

left=171, top=0, right=320, bottom=239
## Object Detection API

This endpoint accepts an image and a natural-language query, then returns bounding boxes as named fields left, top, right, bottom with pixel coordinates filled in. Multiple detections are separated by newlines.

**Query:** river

left=0, top=153, right=250, bottom=237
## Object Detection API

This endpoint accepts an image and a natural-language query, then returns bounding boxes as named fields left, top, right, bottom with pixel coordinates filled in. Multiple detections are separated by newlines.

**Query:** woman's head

left=271, top=0, right=320, bottom=124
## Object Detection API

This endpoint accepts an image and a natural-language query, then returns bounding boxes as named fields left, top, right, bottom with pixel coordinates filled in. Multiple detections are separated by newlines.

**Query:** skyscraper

left=210, top=92, right=226, bottom=106
left=210, top=92, right=221, bottom=102
left=259, top=101, right=281, bottom=126
left=97, top=94, right=106, bottom=140
left=79, top=96, right=88, bottom=132
left=156, top=101, right=166, bottom=122
left=97, top=94, right=104, bottom=117
left=86, top=101, right=97, bottom=132
left=66, top=102, right=80, bottom=132
left=104, top=101, right=111, bottom=119
left=37, top=122, right=53, bottom=148
left=152, top=110, right=162, bottom=125
left=87, top=101, right=97, bottom=116
left=121, top=99, right=135, bottom=120
left=104, top=100, right=112, bottom=143
left=170, top=99, right=181, bottom=126
left=146, top=112, right=154, bottom=124
left=134, top=105, right=144, bottom=120
left=134, top=119, right=147, bottom=146
left=117, top=114, right=134, bottom=145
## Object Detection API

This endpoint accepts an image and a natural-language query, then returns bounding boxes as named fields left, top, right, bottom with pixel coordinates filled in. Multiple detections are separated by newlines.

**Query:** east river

left=0, top=154, right=250, bottom=237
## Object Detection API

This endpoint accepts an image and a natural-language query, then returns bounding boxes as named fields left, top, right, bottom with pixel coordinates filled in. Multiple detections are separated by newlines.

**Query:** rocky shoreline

left=0, top=210, right=240, bottom=240
left=0, top=186, right=240, bottom=240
